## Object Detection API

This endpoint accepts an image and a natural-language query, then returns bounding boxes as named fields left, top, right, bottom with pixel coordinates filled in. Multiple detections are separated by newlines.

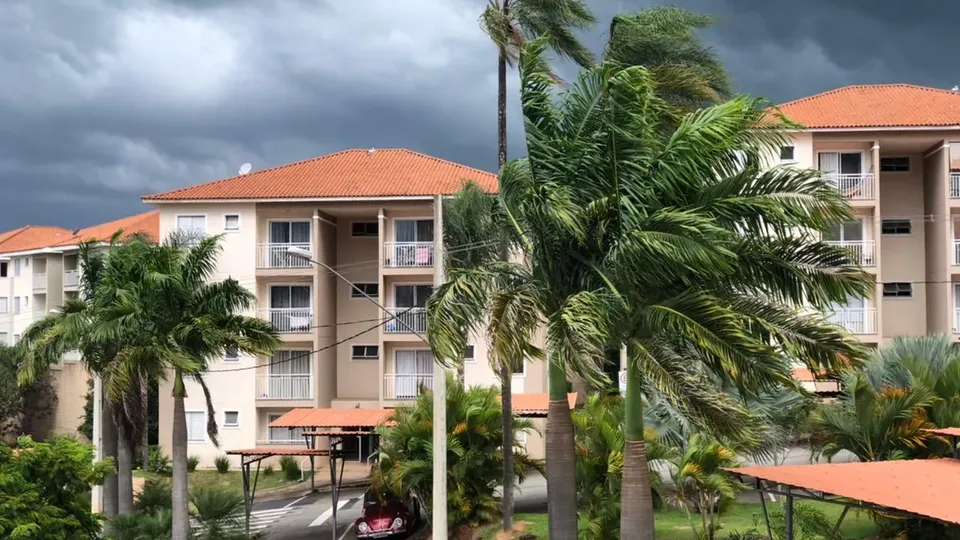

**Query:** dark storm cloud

left=0, top=0, right=958, bottom=229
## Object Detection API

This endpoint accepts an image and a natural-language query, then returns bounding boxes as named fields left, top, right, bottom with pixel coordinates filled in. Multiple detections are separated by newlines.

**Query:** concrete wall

left=47, top=362, right=90, bottom=438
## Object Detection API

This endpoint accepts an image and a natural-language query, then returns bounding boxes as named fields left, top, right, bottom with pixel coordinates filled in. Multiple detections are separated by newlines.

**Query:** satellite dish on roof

left=238, top=163, right=252, bottom=175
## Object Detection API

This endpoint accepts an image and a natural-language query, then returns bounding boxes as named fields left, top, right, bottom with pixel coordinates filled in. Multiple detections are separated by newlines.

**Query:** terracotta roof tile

left=54, top=210, right=160, bottom=246
left=268, top=408, right=395, bottom=429
left=506, top=393, right=578, bottom=416
left=143, top=149, right=498, bottom=201
left=226, top=448, right=329, bottom=457
left=777, top=84, right=960, bottom=129
left=0, top=226, right=75, bottom=255
left=729, top=459, right=960, bottom=525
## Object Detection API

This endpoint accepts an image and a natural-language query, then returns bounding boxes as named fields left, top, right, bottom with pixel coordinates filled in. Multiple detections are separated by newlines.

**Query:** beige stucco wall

left=48, top=362, right=90, bottom=438
left=925, top=144, right=951, bottom=335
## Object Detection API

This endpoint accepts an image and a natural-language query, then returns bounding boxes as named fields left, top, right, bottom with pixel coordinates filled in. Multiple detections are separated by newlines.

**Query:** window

left=463, top=345, right=475, bottom=363
left=882, top=282, right=913, bottom=298
left=824, top=221, right=864, bottom=242
left=0, top=262, right=6, bottom=277
left=14, top=297, right=20, bottom=314
left=224, top=214, right=240, bottom=231
left=511, top=358, right=525, bottom=375
left=23, top=258, right=28, bottom=268
left=881, top=219, right=912, bottom=235
left=351, top=221, right=378, bottom=237
left=223, top=411, right=239, bottom=428
left=223, top=346, right=239, bottom=363
left=268, top=413, right=305, bottom=443
left=394, top=219, right=434, bottom=243
left=818, top=152, right=862, bottom=175
left=0, top=297, right=6, bottom=314
left=394, top=284, right=433, bottom=307
left=13, top=259, right=20, bottom=277
left=351, top=345, right=379, bottom=360
left=779, top=146, right=795, bottom=161
left=880, top=157, right=910, bottom=172
left=269, top=221, right=311, bottom=245
left=186, top=411, right=206, bottom=442
left=350, top=283, right=379, bottom=299
left=13, top=334, right=20, bottom=344
left=176, top=215, right=206, bottom=244
left=23, top=296, right=27, bottom=308
left=516, top=431, right=528, bottom=449
left=0, top=333, right=6, bottom=345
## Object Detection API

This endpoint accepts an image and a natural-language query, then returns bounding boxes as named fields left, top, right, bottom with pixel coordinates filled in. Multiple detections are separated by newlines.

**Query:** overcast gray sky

left=0, top=0, right=955, bottom=229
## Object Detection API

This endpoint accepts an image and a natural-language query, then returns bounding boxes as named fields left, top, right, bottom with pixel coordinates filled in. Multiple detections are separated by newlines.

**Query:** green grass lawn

left=135, top=469, right=302, bottom=494
left=482, top=501, right=878, bottom=539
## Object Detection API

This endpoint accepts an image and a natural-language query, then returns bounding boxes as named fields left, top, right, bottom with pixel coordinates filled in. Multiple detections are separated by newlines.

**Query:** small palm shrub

left=187, top=455, right=200, bottom=473
left=670, top=435, right=742, bottom=540
left=214, top=455, right=230, bottom=474
left=190, top=486, right=244, bottom=538
left=371, top=375, right=543, bottom=532
left=105, top=511, right=172, bottom=540
left=134, top=479, right=172, bottom=515
left=759, top=501, right=838, bottom=540
left=146, top=446, right=172, bottom=476
left=279, top=456, right=300, bottom=481
left=263, top=464, right=275, bottom=476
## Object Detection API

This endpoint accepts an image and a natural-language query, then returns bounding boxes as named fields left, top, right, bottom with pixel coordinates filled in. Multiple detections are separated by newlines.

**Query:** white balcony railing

left=384, top=373, right=434, bottom=400
left=823, top=173, right=874, bottom=200
left=954, top=240, right=960, bottom=266
left=257, top=243, right=312, bottom=269
left=260, top=308, right=313, bottom=333
left=256, top=374, right=313, bottom=400
left=63, top=269, right=79, bottom=288
left=952, top=174, right=960, bottom=199
left=63, top=350, right=82, bottom=363
left=383, top=307, right=427, bottom=334
left=954, top=309, right=960, bottom=333
left=826, top=308, right=877, bottom=335
left=824, top=240, right=875, bottom=266
left=256, top=439, right=306, bottom=446
left=32, top=273, right=47, bottom=291
left=383, top=242, right=435, bottom=268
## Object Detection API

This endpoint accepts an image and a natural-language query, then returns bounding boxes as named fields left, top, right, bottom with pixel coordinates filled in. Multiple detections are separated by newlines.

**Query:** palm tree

left=477, top=2, right=594, bottom=532
left=605, top=6, right=730, bottom=109
left=670, top=435, right=742, bottom=540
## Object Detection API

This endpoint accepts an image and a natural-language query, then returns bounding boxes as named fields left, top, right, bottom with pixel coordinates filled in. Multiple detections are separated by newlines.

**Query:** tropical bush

left=135, top=479, right=172, bottom=515
left=105, top=511, right=172, bottom=540
left=0, top=436, right=112, bottom=539
left=263, top=464, right=274, bottom=476
left=758, top=501, right=838, bottom=540
left=147, top=446, right=172, bottom=476
left=214, top=455, right=231, bottom=474
left=187, top=455, right=200, bottom=473
left=372, top=375, right=543, bottom=531
left=670, top=435, right=742, bottom=540
left=190, top=486, right=245, bottom=539
left=279, top=456, right=300, bottom=481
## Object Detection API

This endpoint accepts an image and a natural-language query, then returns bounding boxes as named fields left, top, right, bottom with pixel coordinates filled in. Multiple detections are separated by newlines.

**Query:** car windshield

left=364, top=490, right=400, bottom=507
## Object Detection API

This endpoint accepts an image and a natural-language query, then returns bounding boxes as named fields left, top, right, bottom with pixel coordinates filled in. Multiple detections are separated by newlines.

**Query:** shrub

left=187, top=455, right=200, bottom=473
left=759, top=501, right=838, bottom=540
left=190, top=486, right=244, bottom=537
left=371, top=375, right=542, bottom=532
left=134, top=479, right=172, bottom=515
left=105, top=511, right=172, bottom=540
left=214, top=455, right=230, bottom=474
left=279, top=456, right=301, bottom=481
left=263, top=464, right=274, bottom=476
left=146, top=446, right=172, bottom=476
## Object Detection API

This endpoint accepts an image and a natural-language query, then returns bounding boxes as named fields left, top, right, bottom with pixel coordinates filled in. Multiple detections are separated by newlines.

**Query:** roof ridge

left=396, top=148, right=498, bottom=179
left=777, top=83, right=960, bottom=109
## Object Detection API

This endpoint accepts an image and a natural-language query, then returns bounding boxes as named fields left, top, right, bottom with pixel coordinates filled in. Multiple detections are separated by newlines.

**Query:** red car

left=354, top=488, right=420, bottom=539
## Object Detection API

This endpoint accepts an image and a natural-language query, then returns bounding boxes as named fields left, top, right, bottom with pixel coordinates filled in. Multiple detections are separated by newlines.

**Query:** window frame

left=882, top=282, right=913, bottom=298
left=779, top=145, right=796, bottom=162
left=463, top=345, right=476, bottom=363
left=350, top=221, right=379, bottom=238
left=223, top=410, right=240, bottom=429
left=13, top=259, right=20, bottom=277
left=186, top=410, right=207, bottom=443
left=351, top=344, right=379, bottom=361
left=223, top=213, right=241, bottom=232
left=175, top=214, right=208, bottom=245
left=350, top=282, right=379, bottom=299
left=881, top=218, right=912, bottom=236
left=223, top=346, right=239, bottom=363
left=879, top=156, right=910, bottom=172
left=0, top=261, right=7, bottom=277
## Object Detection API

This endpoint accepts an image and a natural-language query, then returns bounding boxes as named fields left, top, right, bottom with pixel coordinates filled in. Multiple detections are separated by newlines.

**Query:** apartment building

left=772, top=84, right=960, bottom=345
left=144, top=149, right=549, bottom=464
left=0, top=210, right=159, bottom=437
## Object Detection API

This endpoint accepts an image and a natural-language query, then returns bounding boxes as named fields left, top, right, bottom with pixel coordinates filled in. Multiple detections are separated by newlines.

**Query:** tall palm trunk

left=546, top=358, right=576, bottom=540
left=116, top=422, right=135, bottom=515
left=501, top=365, right=514, bottom=532
left=102, top=399, right=119, bottom=518
left=171, top=387, right=190, bottom=540
left=141, top=379, right=150, bottom=470
left=621, top=361, right=655, bottom=539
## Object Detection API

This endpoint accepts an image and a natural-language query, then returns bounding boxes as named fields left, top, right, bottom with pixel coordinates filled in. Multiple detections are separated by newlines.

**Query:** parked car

left=354, top=488, right=420, bottom=538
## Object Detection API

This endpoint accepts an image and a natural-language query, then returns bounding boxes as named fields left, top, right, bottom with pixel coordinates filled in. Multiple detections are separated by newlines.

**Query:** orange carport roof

left=268, top=408, right=394, bottom=429
left=506, top=393, right=577, bottom=416
left=728, top=459, right=960, bottom=525
left=226, top=447, right=329, bottom=457
left=927, top=427, right=960, bottom=437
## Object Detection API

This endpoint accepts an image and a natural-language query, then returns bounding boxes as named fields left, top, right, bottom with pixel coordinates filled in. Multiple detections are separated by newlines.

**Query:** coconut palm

left=93, top=235, right=279, bottom=540
left=811, top=370, right=938, bottom=462
left=605, top=6, right=731, bottom=109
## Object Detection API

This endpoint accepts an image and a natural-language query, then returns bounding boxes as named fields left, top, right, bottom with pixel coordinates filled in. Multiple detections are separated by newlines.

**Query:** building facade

left=144, top=149, right=548, bottom=464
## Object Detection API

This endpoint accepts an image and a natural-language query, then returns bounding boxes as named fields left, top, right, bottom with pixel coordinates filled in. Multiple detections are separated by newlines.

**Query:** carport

left=727, top=457, right=960, bottom=539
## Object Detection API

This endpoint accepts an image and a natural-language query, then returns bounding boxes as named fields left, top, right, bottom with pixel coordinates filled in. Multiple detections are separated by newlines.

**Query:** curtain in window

left=395, top=220, right=415, bottom=243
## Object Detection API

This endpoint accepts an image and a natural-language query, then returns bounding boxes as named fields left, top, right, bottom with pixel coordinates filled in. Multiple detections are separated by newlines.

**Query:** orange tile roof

left=0, top=226, right=75, bottom=255
left=505, top=393, right=578, bottom=416
left=776, top=84, right=960, bottom=129
left=927, top=427, right=960, bottom=437
left=143, top=149, right=498, bottom=202
left=268, top=408, right=395, bottom=429
left=54, top=210, right=159, bottom=246
left=729, top=459, right=960, bottom=525
left=226, top=448, right=329, bottom=457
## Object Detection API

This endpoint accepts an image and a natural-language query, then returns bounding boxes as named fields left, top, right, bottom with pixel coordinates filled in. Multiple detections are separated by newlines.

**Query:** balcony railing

left=955, top=240, right=960, bottom=266
left=383, top=242, right=435, bottom=268
left=257, top=243, right=312, bottom=269
left=256, top=439, right=307, bottom=446
left=824, top=240, right=875, bottom=266
left=256, top=374, right=313, bottom=400
left=383, top=307, right=427, bottom=334
left=952, top=174, right=960, bottom=199
left=32, top=273, right=46, bottom=291
left=260, top=308, right=313, bottom=333
left=384, top=373, right=434, bottom=400
left=826, top=308, right=877, bottom=335
left=823, top=173, right=874, bottom=200
left=63, top=269, right=79, bottom=288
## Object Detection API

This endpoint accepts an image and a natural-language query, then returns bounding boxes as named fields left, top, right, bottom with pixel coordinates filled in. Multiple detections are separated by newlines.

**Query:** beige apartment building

left=774, top=84, right=960, bottom=346
left=0, top=211, right=159, bottom=438
left=144, top=149, right=549, bottom=464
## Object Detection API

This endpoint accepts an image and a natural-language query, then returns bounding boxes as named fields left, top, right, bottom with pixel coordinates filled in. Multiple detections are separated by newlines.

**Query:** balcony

left=256, top=374, right=313, bottom=400
left=257, top=243, right=312, bottom=269
left=824, top=173, right=874, bottom=200
left=826, top=308, right=877, bottom=335
left=32, top=273, right=46, bottom=292
left=952, top=174, right=960, bottom=199
left=384, top=373, right=434, bottom=400
left=63, top=350, right=82, bottom=363
left=63, top=269, right=79, bottom=289
left=260, top=308, right=313, bottom=333
left=383, top=307, right=427, bottom=334
left=824, top=240, right=875, bottom=267
left=383, top=242, right=434, bottom=268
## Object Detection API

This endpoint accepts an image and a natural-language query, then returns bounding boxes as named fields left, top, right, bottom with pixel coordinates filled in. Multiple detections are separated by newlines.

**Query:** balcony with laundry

left=382, top=217, right=435, bottom=275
